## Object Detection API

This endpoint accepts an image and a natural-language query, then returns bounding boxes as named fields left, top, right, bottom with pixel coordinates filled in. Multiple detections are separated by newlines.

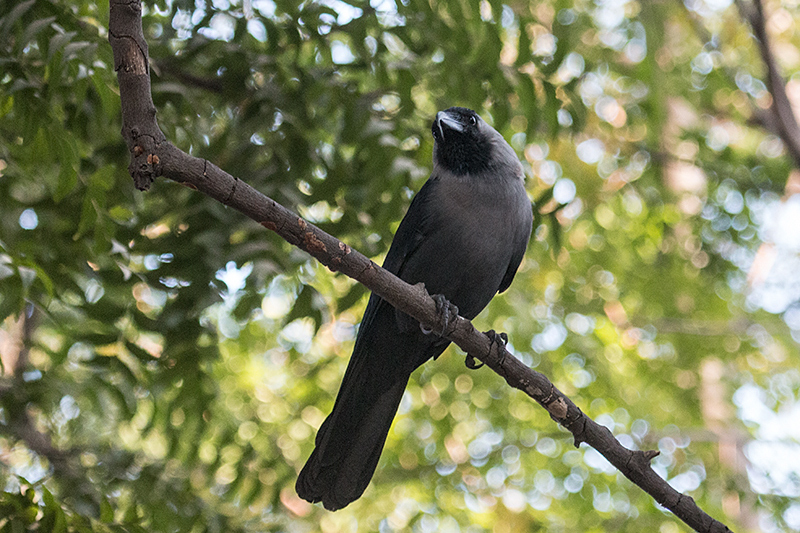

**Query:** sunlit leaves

left=2, top=0, right=800, bottom=531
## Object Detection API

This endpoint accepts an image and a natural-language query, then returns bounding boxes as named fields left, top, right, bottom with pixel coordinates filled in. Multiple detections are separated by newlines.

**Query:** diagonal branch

left=736, top=0, right=800, bottom=168
left=107, top=1, right=733, bottom=531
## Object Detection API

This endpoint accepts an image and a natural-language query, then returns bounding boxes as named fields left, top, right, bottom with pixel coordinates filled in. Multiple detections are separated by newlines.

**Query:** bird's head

left=431, top=107, right=518, bottom=178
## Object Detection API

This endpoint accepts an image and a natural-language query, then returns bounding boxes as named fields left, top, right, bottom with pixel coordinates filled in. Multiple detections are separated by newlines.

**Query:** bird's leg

left=465, top=330, right=508, bottom=369
left=420, top=294, right=458, bottom=337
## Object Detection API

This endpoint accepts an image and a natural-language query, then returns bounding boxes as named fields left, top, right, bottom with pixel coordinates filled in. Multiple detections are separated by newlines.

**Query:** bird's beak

left=436, top=111, right=463, bottom=140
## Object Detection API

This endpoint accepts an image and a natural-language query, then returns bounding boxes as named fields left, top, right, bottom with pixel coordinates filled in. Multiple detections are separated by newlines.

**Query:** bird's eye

left=469, top=115, right=477, bottom=126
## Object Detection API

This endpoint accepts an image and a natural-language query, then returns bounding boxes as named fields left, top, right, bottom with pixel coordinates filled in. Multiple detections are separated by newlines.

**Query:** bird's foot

left=464, top=352, right=483, bottom=369
left=466, top=330, right=508, bottom=370
left=420, top=294, right=458, bottom=337
left=487, top=329, right=509, bottom=367
left=486, top=329, right=509, bottom=348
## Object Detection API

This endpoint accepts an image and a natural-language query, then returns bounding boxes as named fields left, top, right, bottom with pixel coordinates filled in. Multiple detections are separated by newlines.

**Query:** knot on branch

left=129, top=146, right=161, bottom=190
left=561, top=410, right=588, bottom=447
left=328, top=241, right=352, bottom=272
left=629, top=449, right=660, bottom=469
left=124, top=129, right=166, bottom=190
left=543, top=395, right=569, bottom=421
left=528, top=382, right=569, bottom=421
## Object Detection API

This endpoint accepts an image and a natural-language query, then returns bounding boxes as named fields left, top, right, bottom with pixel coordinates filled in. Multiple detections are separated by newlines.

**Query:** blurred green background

left=1, top=0, right=800, bottom=531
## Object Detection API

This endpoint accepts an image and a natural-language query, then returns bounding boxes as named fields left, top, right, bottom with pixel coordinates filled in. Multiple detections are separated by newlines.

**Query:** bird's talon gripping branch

left=465, top=352, right=484, bottom=369
left=432, top=293, right=458, bottom=337
left=464, top=329, right=509, bottom=370
left=487, top=329, right=509, bottom=346
left=485, top=329, right=509, bottom=366
left=421, top=294, right=458, bottom=335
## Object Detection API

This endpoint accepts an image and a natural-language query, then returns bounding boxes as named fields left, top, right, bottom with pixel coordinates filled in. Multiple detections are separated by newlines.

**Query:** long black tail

left=296, top=375, right=409, bottom=510
left=296, top=296, right=445, bottom=510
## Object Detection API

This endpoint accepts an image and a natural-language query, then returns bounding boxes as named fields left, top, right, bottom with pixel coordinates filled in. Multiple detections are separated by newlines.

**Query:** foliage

left=1, top=0, right=799, bottom=531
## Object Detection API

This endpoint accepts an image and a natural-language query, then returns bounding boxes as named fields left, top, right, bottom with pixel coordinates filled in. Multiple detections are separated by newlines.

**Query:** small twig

left=153, top=59, right=225, bottom=93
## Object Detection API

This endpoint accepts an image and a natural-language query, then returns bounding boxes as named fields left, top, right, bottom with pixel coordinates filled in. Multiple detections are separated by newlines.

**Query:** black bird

left=296, top=107, right=533, bottom=511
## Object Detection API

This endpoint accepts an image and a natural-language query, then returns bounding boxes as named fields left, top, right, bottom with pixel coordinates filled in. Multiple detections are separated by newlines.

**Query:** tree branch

left=107, top=1, right=733, bottom=531
left=0, top=309, right=97, bottom=509
left=152, top=58, right=226, bottom=94
left=684, top=0, right=800, bottom=169
left=736, top=0, right=800, bottom=168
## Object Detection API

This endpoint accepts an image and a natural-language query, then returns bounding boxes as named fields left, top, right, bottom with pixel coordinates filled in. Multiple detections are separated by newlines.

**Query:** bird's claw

left=465, top=353, right=484, bottom=369
left=420, top=294, right=458, bottom=337
left=487, top=329, right=509, bottom=365
left=466, top=330, right=508, bottom=370
left=486, top=330, right=509, bottom=347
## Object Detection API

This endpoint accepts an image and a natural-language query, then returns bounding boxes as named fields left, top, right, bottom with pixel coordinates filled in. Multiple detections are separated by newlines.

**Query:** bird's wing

left=381, top=177, right=439, bottom=277
left=354, top=177, right=439, bottom=331
left=498, top=198, right=533, bottom=294
left=295, top=178, right=445, bottom=510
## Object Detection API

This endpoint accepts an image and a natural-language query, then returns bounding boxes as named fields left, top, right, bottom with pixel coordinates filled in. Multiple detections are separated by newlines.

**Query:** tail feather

left=296, top=297, right=445, bottom=511
left=296, top=377, right=409, bottom=510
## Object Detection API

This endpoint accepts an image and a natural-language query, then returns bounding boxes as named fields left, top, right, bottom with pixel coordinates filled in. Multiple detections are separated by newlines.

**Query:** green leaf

left=108, top=205, right=134, bottom=221
left=99, top=497, right=114, bottom=522
left=19, top=16, right=56, bottom=51
left=335, top=283, right=366, bottom=313
left=0, top=275, right=23, bottom=322
left=55, top=157, right=78, bottom=202
left=232, top=289, right=262, bottom=321
left=0, top=0, right=36, bottom=43
left=518, top=75, right=538, bottom=135
left=41, top=487, right=67, bottom=533
left=47, top=31, right=78, bottom=63
left=548, top=211, right=562, bottom=250
left=535, top=186, right=554, bottom=206
left=45, top=129, right=79, bottom=202
left=17, top=259, right=55, bottom=299
left=90, top=72, right=120, bottom=120
left=285, top=284, right=323, bottom=331
left=542, top=80, right=560, bottom=137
